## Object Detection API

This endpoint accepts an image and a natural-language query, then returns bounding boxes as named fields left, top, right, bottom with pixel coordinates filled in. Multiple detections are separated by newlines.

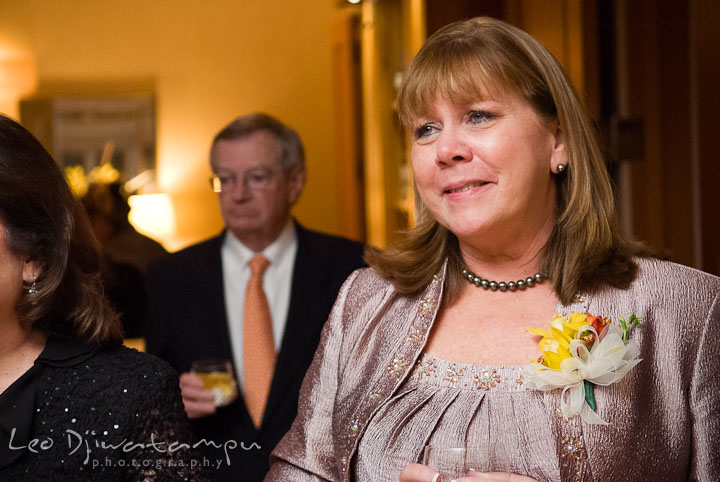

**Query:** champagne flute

left=190, top=359, right=239, bottom=407
left=422, top=443, right=509, bottom=480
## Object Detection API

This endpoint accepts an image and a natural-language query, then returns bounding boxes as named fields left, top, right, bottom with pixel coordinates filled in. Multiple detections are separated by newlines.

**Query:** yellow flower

left=527, top=313, right=591, bottom=369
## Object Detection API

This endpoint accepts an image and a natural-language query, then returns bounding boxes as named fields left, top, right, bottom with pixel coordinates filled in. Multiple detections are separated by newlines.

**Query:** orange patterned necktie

left=242, top=254, right=276, bottom=428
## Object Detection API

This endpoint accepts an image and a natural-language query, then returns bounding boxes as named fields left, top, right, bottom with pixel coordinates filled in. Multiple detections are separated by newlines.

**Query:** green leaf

left=584, top=380, right=596, bottom=411
left=620, top=313, right=643, bottom=341
left=619, top=317, right=629, bottom=341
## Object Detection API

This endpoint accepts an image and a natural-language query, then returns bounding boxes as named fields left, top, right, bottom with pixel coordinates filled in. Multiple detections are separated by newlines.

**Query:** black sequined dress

left=0, top=336, right=210, bottom=481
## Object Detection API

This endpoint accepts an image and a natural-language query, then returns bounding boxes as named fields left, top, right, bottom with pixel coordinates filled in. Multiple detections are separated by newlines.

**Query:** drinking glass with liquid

left=190, top=359, right=239, bottom=407
left=422, top=443, right=510, bottom=480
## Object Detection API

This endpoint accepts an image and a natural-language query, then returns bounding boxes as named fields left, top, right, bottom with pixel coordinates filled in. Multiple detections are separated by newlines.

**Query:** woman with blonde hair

left=0, top=114, right=208, bottom=480
left=266, top=17, right=719, bottom=482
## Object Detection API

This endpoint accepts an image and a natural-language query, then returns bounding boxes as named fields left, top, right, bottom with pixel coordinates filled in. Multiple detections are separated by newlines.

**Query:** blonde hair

left=366, top=17, right=644, bottom=305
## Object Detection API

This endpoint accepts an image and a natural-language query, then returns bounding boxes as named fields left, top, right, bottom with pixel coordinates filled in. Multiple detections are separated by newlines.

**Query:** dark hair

left=0, top=114, right=122, bottom=345
left=210, top=112, right=305, bottom=173
left=367, top=17, right=645, bottom=305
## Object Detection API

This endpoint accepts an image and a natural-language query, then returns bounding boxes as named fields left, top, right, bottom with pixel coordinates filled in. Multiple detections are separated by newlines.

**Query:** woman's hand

left=465, top=470, right=539, bottom=481
left=179, top=372, right=216, bottom=419
left=396, top=464, right=539, bottom=482
left=397, top=463, right=442, bottom=482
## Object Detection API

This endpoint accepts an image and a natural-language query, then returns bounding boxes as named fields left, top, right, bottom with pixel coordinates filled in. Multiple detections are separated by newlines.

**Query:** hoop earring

left=556, top=164, right=567, bottom=174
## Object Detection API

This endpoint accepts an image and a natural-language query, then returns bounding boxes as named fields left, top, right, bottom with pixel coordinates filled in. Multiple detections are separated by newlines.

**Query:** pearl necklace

left=461, top=267, right=546, bottom=292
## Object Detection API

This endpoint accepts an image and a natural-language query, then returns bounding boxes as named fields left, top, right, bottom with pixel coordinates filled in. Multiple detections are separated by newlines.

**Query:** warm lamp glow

left=127, top=193, right=175, bottom=240
left=0, top=55, right=36, bottom=95
left=0, top=54, right=37, bottom=118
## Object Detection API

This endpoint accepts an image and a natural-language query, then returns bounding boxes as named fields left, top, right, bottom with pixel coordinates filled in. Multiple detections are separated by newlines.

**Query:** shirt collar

left=223, top=219, right=296, bottom=268
left=35, top=335, right=98, bottom=367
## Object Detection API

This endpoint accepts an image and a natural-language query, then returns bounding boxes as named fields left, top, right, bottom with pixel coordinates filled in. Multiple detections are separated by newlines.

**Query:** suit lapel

left=205, top=233, right=236, bottom=360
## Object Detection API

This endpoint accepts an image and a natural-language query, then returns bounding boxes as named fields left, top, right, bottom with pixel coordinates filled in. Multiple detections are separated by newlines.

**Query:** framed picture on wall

left=19, top=93, right=156, bottom=193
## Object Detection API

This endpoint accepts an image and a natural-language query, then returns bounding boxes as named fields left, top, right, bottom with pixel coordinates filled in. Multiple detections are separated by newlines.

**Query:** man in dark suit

left=145, top=113, right=365, bottom=482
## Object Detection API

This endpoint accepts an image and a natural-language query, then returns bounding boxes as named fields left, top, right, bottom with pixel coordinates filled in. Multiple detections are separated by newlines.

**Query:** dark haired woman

left=0, top=114, right=208, bottom=481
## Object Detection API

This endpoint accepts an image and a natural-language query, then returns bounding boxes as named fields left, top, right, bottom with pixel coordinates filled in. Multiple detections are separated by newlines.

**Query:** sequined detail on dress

left=407, top=327, right=424, bottom=345
left=417, top=297, right=435, bottom=315
left=405, top=353, right=526, bottom=393
left=443, top=367, right=465, bottom=384
left=552, top=406, right=592, bottom=481
left=386, top=357, right=409, bottom=378
left=348, top=419, right=361, bottom=437
left=407, top=295, right=438, bottom=346
left=561, top=435, right=584, bottom=461
left=411, top=358, right=436, bottom=380
left=473, top=369, right=501, bottom=391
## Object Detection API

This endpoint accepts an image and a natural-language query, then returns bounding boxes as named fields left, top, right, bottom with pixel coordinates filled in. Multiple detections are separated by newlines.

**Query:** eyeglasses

left=210, top=168, right=277, bottom=193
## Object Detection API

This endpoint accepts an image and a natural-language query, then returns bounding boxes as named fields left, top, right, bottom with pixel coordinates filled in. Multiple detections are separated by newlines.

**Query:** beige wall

left=0, top=0, right=354, bottom=251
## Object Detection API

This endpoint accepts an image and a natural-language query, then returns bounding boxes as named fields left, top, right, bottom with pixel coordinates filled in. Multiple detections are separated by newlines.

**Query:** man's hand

left=179, top=372, right=217, bottom=419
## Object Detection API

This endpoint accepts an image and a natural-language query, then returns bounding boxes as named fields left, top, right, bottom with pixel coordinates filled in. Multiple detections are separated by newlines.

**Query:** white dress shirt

left=221, top=220, right=297, bottom=390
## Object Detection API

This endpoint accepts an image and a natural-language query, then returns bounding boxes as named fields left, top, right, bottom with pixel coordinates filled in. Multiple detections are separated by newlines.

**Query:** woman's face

left=410, top=90, right=566, bottom=255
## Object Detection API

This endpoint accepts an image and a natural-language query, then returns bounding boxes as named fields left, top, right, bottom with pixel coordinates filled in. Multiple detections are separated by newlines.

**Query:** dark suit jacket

left=145, top=223, right=365, bottom=482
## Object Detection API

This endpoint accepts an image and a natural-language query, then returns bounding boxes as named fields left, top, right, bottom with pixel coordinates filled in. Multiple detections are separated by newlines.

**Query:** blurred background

left=0, top=0, right=718, bottom=276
